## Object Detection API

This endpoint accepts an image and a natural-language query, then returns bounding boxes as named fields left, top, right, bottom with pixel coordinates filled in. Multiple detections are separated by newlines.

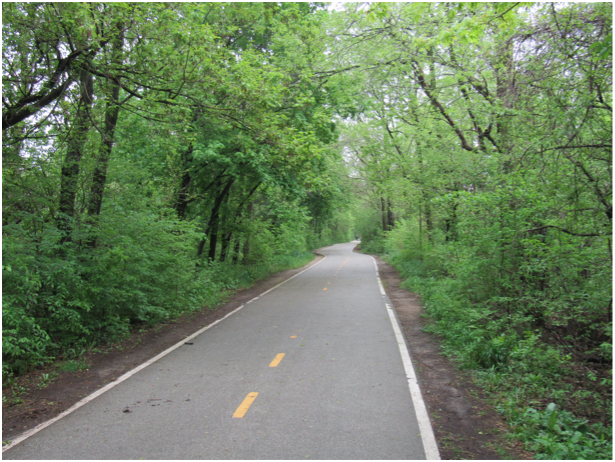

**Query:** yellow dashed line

left=290, top=335, right=297, bottom=338
left=233, top=392, right=258, bottom=418
left=337, top=257, right=350, bottom=270
left=323, top=287, right=327, bottom=291
left=269, top=353, right=285, bottom=367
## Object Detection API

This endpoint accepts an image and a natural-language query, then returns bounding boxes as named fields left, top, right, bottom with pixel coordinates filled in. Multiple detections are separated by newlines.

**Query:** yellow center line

left=233, top=392, right=258, bottom=418
left=290, top=335, right=297, bottom=338
left=269, top=353, right=285, bottom=367
left=323, top=287, right=327, bottom=291
left=337, top=257, right=350, bottom=270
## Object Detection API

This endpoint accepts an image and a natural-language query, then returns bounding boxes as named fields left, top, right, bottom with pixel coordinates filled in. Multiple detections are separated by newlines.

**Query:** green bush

left=379, top=215, right=612, bottom=459
left=515, top=403, right=612, bottom=460
left=2, top=205, right=320, bottom=380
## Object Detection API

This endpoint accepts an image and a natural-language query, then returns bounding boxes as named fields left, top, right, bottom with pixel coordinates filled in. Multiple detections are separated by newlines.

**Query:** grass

left=58, top=360, right=90, bottom=373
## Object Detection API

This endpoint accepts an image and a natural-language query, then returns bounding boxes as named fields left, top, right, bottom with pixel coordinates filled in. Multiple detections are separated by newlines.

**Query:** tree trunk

left=196, top=174, right=228, bottom=258
left=220, top=232, right=232, bottom=262
left=221, top=182, right=261, bottom=263
left=218, top=190, right=233, bottom=262
left=242, top=201, right=254, bottom=263
left=381, top=197, right=387, bottom=232
left=416, top=142, right=431, bottom=241
left=242, top=238, right=250, bottom=263
left=496, top=38, right=515, bottom=172
left=58, top=68, right=94, bottom=242
left=174, top=144, right=193, bottom=220
left=201, top=178, right=235, bottom=261
left=418, top=205, right=423, bottom=253
left=86, top=79, right=120, bottom=218
left=445, top=200, right=458, bottom=242
left=425, top=200, right=433, bottom=235
left=196, top=236, right=207, bottom=259
left=387, top=198, right=394, bottom=230
left=86, top=23, right=124, bottom=222
left=232, top=239, right=241, bottom=263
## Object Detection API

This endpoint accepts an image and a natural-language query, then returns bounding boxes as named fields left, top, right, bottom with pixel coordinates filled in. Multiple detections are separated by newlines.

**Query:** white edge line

left=2, top=254, right=327, bottom=453
left=372, top=256, right=441, bottom=460
left=372, top=258, right=386, bottom=296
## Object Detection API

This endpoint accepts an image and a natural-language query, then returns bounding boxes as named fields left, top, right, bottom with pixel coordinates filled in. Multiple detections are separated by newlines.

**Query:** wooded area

left=3, top=1, right=353, bottom=373
left=340, top=3, right=612, bottom=458
left=2, top=2, right=612, bottom=459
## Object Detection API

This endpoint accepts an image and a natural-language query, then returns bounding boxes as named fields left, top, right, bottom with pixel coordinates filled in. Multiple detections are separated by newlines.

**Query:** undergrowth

left=2, top=214, right=316, bottom=383
left=380, top=234, right=612, bottom=460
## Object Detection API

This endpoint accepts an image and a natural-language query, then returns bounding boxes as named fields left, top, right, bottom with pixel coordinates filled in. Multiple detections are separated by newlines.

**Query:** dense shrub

left=2, top=205, right=329, bottom=378
left=365, top=216, right=612, bottom=459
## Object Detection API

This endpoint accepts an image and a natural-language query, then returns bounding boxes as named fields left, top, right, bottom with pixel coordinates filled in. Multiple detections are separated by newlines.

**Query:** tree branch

left=547, top=144, right=612, bottom=151
left=411, top=59, right=475, bottom=152
left=524, top=225, right=601, bottom=237
left=2, top=77, right=75, bottom=130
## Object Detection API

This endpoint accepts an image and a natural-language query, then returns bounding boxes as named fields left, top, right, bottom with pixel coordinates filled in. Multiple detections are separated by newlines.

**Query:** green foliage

left=2, top=205, right=318, bottom=378
left=58, top=360, right=90, bottom=373
left=2, top=208, right=205, bottom=376
left=37, top=371, right=59, bottom=388
left=2, top=1, right=356, bottom=381
left=511, top=403, right=612, bottom=460
left=86, top=209, right=211, bottom=325
left=3, top=4, right=611, bottom=458
left=381, top=207, right=611, bottom=453
left=386, top=242, right=612, bottom=459
left=337, top=3, right=611, bottom=454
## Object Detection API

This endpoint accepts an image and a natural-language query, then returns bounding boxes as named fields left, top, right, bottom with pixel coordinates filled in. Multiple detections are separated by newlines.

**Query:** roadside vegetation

left=3, top=3, right=353, bottom=382
left=346, top=3, right=612, bottom=459
left=3, top=2, right=611, bottom=459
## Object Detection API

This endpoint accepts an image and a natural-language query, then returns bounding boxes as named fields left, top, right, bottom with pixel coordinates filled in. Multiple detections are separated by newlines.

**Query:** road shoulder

left=370, top=252, right=532, bottom=460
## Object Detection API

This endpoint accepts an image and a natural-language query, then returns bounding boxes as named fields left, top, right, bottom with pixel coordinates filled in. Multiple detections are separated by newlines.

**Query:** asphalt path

left=4, top=242, right=436, bottom=459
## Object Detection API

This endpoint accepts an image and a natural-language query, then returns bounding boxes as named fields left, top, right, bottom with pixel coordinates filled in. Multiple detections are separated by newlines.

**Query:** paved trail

left=4, top=242, right=437, bottom=459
